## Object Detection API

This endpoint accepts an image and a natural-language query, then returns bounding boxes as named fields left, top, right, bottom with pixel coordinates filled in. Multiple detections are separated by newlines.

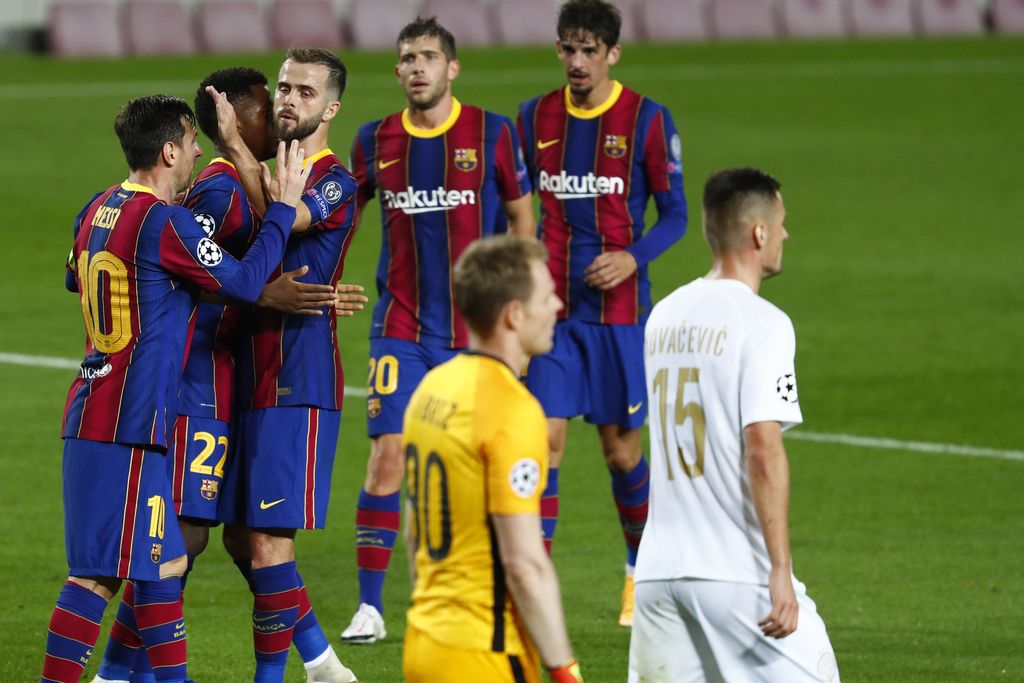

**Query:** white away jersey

left=635, top=277, right=803, bottom=586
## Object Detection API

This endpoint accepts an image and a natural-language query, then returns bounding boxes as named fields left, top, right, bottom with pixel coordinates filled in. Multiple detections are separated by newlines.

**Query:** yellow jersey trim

left=564, top=81, right=623, bottom=119
left=211, top=157, right=236, bottom=169
left=303, top=148, right=334, bottom=168
left=121, top=181, right=155, bottom=195
left=402, top=98, right=462, bottom=138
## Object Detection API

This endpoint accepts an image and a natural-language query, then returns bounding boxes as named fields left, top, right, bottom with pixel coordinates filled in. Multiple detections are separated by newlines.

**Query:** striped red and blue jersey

left=177, top=158, right=259, bottom=422
left=235, top=149, right=359, bottom=411
left=350, top=99, right=531, bottom=348
left=518, top=81, right=687, bottom=325
left=62, top=181, right=294, bottom=449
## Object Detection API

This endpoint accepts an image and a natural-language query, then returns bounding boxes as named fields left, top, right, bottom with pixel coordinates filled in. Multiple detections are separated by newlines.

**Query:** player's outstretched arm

left=745, top=420, right=799, bottom=639
left=205, top=85, right=268, bottom=218
left=491, top=514, right=583, bottom=682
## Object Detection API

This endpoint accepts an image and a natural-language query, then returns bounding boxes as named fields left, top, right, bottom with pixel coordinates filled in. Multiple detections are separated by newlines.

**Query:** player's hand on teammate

left=760, top=567, right=799, bottom=638
left=257, top=266, right=336, bottom=315
left=262, top=140, right=312, bottom=208
left=584, top=250, right=638, bottom=290
left=334, top=283, right=369, bottom=317
left=204, top=85, right=241, bottom=148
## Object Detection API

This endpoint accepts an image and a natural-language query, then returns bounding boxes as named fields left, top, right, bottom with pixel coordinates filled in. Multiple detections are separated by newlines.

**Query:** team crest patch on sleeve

left=603, top=134, right=628, bottom=158
left=509, top=458, right=541, bottom=498
left=454, top=148, right=478, bottom=172
left=194, top=213, right=216, bottom=236
left=776, top=374, right=798, bottom=404
left=323, top=181, right=343, bottom=204
left=196, top=238, right=223, bottom=266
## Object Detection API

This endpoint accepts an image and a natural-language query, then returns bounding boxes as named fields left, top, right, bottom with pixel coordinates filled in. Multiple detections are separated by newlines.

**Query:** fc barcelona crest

left=200, top=479, right=219, bottom=501
left=454, top=148, right=478, bottom=172
left=150, top=543, right=162, bottom=563
left=367, top=397, right=382, bottom=419
left=603, top=134, right=628, bottom=158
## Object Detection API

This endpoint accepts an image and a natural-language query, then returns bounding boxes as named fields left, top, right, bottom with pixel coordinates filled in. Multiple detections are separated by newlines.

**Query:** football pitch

left=1, top=34, right=1023, bottom=682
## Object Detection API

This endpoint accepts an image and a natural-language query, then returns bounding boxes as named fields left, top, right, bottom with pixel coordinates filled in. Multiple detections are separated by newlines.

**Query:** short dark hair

left=284, top=48, right=347, bottom=100
left=194, top=67, right=268, bottom=144
left=702, top=168, right=782, bottom=254
left=397, top=16, right=457, bottom=61
left=557, top=0, right=621, bottom=48
left=114, top=95, right=196, bottom=171
left=454, top=235, right=549, bottom=336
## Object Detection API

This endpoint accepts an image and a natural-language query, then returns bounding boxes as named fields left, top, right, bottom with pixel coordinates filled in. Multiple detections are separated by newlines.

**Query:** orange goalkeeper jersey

left=403, top=351, right=549, bottom=656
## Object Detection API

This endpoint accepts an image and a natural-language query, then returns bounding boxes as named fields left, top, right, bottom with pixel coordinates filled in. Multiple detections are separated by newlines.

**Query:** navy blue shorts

left=524, top=319, right=647, bottom=429
left=63, top=438, right=186, bottom=580
left=366, top=337, right=459, bottom=437
left=218, top=406, right=340, bottom=529
left=168, top=415, right=230, bottom=525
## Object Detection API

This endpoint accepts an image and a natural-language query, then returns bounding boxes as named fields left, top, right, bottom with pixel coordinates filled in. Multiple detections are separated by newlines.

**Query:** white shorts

left=628, top=578, right=840, bottom=683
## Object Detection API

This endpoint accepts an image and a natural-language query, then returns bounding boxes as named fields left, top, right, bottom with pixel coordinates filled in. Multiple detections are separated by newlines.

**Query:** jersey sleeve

left=158, top=202, right=293, bottom=302
left=301, top=166, right=358, bottom=232
left=349, top=130, right=377, bottom=213
left=739, top=310, right=803, bottom=431
left=516, top=101, right=537, bottom=181
left=494, top=116, right=532, bottom=200
left=65, top=192, right=102, bottom=292
left=483, top=396, right=549, bottom=516
left=626, top=105, right=688, bottom=267
left=183, top=176, right=255, bottom=259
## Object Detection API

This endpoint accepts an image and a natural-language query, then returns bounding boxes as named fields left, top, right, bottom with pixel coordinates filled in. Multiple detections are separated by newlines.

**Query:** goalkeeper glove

left=548, top=659, right=583, bottom=683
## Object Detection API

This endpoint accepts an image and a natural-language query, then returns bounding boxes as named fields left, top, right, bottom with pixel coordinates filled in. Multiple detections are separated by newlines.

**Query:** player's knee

left=222, top=524, right=250, bottom=562
left=159, top=554, right=190, bottom=579
left=179, top=519, right=210, bottom=557
left=69, top=575, right=122, bottom=601
left=366, top=434, right=405, bottom=493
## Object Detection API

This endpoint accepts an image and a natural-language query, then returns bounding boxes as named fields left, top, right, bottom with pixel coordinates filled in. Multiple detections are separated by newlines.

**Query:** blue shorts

left=63, top=438, right=186, bottom=580
left=524, top=319, right=647, bottom=429
left=218, top=406, right=340, bottom=530
left=366, top=337, right=459, bottom=437
left=168, top=415, right=230, bottom=525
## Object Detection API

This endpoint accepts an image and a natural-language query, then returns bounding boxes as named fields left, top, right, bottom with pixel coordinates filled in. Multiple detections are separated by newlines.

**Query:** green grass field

left=2, top=35, right=1023, bottom=682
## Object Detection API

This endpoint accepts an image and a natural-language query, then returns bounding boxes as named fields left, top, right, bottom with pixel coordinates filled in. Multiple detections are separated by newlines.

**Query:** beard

left=275, top=110, right=322, bottom=142
left=405, top=80, right=448, bottom=113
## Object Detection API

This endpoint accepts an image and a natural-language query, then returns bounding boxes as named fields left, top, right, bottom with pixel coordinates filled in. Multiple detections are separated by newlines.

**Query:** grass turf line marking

left=2, top=57, right=1023, bottom=100
left=4, top=351, right=1020, bottom=462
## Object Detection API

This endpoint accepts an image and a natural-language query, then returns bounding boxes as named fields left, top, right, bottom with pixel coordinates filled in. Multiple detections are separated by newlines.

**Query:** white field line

left=1, top=57, right=1023, bottom=100
left=3, top=351, right=1020, bottom=462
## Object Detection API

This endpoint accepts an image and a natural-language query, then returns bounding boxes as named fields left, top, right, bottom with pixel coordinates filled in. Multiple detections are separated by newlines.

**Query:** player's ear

left=753, top=223, right=767, bottom=249
left=322, top=100, right=340, bottom=122
left=447, top=58, right=461, bottom=83
left=607, top=43, right=622, bottom=67
left=505, top=299, right=524, bottom=331
left=161, top=140, right=177, bottom=168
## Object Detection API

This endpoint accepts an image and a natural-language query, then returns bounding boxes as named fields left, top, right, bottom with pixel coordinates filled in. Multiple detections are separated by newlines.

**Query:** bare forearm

left=504, top=555, right=574, bottom=668
left=222, top=138, right=267, bottom=216
left=747, top=442, right=792, bottom=572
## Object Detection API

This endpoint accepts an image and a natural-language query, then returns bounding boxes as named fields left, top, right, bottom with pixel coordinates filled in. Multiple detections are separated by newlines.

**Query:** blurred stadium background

left=1, top=1, right=1022, bottom=681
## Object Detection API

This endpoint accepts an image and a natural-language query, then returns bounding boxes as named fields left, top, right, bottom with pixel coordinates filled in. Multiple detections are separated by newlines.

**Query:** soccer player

left=208, top=48, right=360, bottom=683
left=342, top=17, right=533, bottom=643
left=91, top=68, right=359, bottom=683
left=41, top=94, right=309, bottom=683
left=517, top=0, right=687, bottom=625
left=402, top=234, right=582, bottom=683
left=628, top=168, right=840, bottom=683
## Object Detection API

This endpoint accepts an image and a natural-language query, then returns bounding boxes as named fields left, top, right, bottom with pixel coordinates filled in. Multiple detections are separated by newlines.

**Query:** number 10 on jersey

left=651, top=367, right=706, bottom=480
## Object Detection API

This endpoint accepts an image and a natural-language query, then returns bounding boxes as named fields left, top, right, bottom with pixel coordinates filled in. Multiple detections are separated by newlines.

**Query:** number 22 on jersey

left=651, top=366, right=706, bottom=480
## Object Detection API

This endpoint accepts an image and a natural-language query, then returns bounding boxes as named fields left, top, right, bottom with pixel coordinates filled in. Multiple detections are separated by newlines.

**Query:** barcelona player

left=517, top=0, right=688, bottom=626
left=91, top=69, right=359, bottom=683
left=343, top=17, right=533, bottom=644
left=208, top=48, right=360, bottom=682
left=41, top=94, right=309, bottom=683
left=402, top=235, right=582, bottom=683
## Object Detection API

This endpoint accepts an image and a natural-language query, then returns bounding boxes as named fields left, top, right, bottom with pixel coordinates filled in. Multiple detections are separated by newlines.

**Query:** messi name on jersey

left=381, top=186, right=477, bottom=215
left=537, top=170, right=625, bottom=199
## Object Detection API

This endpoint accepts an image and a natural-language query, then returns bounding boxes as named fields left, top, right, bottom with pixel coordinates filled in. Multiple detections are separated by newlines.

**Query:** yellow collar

left=211, top=157, right=236, bottom=169
left=303, top=148, right=333, bottom=168
left=401, top=98, right=462, bottom=138
left=121, top=181, right=155, bottom=195
left=564, top=81, right=623, bottom=119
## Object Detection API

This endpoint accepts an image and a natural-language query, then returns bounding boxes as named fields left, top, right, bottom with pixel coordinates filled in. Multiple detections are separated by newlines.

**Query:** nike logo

left=378, top=158, right=401, bottom=170
left=537, top=138, right=560, bottom=150
left=627, top=401, right=644, bottom=414
left=253, top=613, right=280, bottom=622
left=259, top=498, right=285, bottom=510
left=174, top=622, right=185, bottom=629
